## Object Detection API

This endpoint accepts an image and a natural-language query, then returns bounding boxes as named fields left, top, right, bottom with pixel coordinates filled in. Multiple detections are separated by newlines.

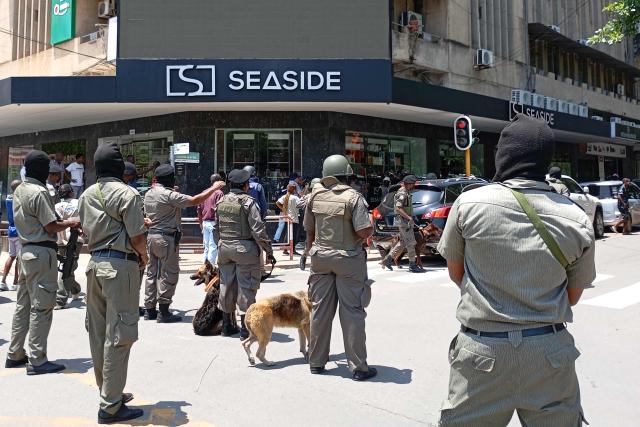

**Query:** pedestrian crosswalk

left=365, top=262, right=640, bottom=310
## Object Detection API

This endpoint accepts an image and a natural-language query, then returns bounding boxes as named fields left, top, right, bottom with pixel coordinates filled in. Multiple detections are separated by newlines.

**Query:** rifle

left=58, top=228, right=80, bottom=281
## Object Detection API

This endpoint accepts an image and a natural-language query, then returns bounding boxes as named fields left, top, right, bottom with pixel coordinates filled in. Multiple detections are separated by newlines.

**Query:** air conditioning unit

left=511, top=89, right=531, bottom=105
left=531, top=94, right=545, bottom=108
left=591, top=115, right=604, bottom=121
left=578, top=105, right=588, bottom=117
left=610, top=116, right=622, bottom=123
left=557, top=100, right=569, bottom=113
left=568, top=103, right=580, bottom=115
left=544, top=97, right=558, bottom=111
left=98, top=0, right=115, bottom=18
left=549, top=25, right=561, bottom=33
left=475, top=49, right=495, bottom=69
left=577, top=39, right=588, bottom=46
left=616, top=84, right=625, bottom=95
left=401, top=11, right=424, bottom=35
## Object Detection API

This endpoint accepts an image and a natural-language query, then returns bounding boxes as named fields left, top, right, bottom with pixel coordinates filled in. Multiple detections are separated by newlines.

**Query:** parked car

left=370, top=177, right=487, bottom=257
left=581, top=180, right=640, bottom=230
left=546, top=174, right=605, bottom=238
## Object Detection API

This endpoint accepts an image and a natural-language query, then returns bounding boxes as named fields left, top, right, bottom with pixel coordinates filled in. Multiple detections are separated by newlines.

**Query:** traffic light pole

left=465, top=148, right=471, bottom=177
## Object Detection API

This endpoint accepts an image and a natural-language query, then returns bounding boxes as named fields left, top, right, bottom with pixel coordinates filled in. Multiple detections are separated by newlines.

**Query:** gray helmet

left=243, top=165, right=256, bottom=177
left=322, top=155, right=354, bottom=178
left=309, top=177, right=322, bottom=190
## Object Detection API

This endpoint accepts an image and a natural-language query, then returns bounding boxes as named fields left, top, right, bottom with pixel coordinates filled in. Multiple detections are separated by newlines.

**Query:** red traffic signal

left=454, top=115, right=473, bottom=150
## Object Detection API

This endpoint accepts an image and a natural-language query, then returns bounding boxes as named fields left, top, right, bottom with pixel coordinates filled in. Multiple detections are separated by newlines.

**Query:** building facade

left=0, top=0, right=639, bottom=212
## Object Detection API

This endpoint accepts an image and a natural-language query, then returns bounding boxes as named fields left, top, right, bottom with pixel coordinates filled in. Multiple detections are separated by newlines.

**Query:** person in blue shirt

left=1, top=180, right=23, bottom=291
left=243, top=166, right=267, bottom=219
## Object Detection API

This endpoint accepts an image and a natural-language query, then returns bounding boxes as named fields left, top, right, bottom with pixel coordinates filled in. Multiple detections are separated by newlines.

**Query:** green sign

left=51, top=0, right=75, bottom=45
left=611, top=122, right=640, bottom=142
left=174, top=152, right=200, bottom=164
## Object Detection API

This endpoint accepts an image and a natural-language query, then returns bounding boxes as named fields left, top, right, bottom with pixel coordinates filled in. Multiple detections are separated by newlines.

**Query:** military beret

left=155, top=164, right=174, bottom=177
left=228, top=168, right=250, bottom=184
left=402, top=174, right=418, bottom=184
left=123, top=162, right=138, bottom=175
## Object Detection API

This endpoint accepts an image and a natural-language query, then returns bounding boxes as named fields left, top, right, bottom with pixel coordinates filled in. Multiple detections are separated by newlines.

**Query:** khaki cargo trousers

left=389, top=220, right=416, bottom=260
left=86, top=257, right=141, bottom=415
left=7, top=245, right=58, bottom=366
left=217, top=240, right=261, bottom=314
left=308, top=250, right=371, bottom=372
left=145, top=234, right=180, bottom=309
left=439, top=328, right=586, bottom=427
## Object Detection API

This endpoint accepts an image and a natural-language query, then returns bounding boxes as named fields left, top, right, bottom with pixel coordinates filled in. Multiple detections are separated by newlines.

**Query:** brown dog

left=242, top=290, right=312, bottom=367
left=390, top=223, right=441, bottom=267
left=191, top=261, right=236, bottom=335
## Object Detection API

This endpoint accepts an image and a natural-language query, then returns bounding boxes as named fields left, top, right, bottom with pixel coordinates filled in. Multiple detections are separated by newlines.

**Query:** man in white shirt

left=66, top=153, right=85, bottom=198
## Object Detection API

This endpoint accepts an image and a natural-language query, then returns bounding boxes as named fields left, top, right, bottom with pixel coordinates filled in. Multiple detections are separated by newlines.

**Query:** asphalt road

left=0, top=231, right=638, bottom=426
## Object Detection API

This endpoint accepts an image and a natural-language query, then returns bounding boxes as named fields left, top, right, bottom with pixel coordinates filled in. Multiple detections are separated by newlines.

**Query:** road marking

left=592, top=274, right=614, bottom=284
left=580, top=282, right=640, bottom=309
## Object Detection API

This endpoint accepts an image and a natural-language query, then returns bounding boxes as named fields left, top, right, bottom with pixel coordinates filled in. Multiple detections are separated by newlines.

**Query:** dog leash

left=260, top=258, right=277, bottom=282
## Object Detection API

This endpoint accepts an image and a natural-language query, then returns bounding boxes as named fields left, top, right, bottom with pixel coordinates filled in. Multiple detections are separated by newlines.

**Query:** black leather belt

left=25, top=241, right=58, bottom=251
left=461, top=323, right=566, bottom=338
left=149, top=230, right=177, bottom=236
left=91, top=249, right=138, bottom=262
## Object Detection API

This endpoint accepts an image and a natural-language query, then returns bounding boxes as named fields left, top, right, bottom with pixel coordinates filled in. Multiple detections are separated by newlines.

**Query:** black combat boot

left=240, top=315, right=249, bottom=340
left=221, top=312, right=240, bottom=336
left=157, top=304, right=182, bottom=323
left=408, top=262, right=422, bottom=273
left=143, top=308, right=157, bottom=321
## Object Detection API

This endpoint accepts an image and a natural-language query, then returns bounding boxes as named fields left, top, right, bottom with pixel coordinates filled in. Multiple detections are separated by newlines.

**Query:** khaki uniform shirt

left=144, top=184, right=191, bottom=233
left=213, top=189, right=273, bottom=256
left=13, top=177, right=58, bottom=244
left=303, top=176, right=371, bottom=257
left=547, top=177, right=570, bottom=196
left=394, top=186, right=413, bottom=218
left=79, top=177, right=146, bottom=253
left=437, top=179, right=596, bottom=332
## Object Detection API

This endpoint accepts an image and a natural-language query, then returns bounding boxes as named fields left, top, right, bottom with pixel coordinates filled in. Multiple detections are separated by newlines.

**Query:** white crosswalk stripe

left=580, top=282, right=640, bottom=309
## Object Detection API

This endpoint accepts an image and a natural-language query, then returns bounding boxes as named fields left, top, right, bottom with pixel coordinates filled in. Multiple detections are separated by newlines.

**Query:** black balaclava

left=155, top=164, right=175, bottom=187
left=24, top=150, right=50, bottom=184
left=548, top=166, right=562, bottom=180
left=493, top=114, right=555, bottom=183
left=95, top=143, right=125, bottom=179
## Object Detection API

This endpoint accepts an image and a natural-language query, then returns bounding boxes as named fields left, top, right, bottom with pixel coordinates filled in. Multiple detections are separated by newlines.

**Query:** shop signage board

left=174, top=152, right=200, bottom=163
left=509, top=102, right=555, bottom=126
left=610, top=122, right=640, bottom=142
left=586, top=142, right=627, bottom=158
left=116, top=59, right=391, bottom=102
left=51, top=0, right=75, bottom=45
left=173, top=143, right=190, bottom=155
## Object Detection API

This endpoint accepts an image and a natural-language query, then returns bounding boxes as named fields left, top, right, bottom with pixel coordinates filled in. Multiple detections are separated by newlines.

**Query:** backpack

left=377, top=187, right=399, bottom=216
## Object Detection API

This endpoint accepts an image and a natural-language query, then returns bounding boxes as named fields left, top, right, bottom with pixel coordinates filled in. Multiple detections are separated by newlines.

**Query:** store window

left=216, top=129, right=302, bottom=208
left=552, top=146, right=573, bottom=176
left=344, top=131, right=426, bottom=205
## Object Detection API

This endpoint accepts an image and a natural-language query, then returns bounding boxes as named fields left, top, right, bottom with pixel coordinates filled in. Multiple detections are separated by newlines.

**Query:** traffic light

left=454, top=115, right=473, bottom=150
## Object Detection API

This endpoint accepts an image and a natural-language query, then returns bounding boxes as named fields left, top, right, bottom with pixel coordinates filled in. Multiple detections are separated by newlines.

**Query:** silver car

left=581, top=181, right=640, bottom=230
left=547, top=175, right=604, bottom=238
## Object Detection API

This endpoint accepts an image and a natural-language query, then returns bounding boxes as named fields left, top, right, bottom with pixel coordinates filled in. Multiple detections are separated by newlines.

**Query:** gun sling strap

left=507, top=187, right=569, bottom=269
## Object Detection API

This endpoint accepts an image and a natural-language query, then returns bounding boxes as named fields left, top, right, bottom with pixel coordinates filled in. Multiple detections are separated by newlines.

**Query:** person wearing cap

left=54, top=184, right=83, bottom=310
left=143, top=164, right=225, bottom=323
left=380, top=174, right=422, bottom=273
left=243, top=165, right=268, bottom=219
left=304, top=155, right=376, bottom=381
left=436, top=114, right=595, bottom=426
left=79, top=143, right=148, bottom=423
left=379, top=176, right=391, bottom=198
left=547, top=166, right=569, bottom=196
left=214, top=168, right=275, bottom=338
left=5, top=150, right=80, bottom=375
left=122, top=162, right=138, bottom=188
left=46, top=164, right=63, bottom=204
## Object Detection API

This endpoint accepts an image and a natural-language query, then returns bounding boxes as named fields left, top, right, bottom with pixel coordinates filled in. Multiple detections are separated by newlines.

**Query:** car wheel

left=593, top=210, right=604, bottom=238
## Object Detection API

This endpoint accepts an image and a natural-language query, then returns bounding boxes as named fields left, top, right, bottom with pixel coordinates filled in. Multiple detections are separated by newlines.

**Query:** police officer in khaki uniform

left=143, top=164, right=225, bottom=323
left=79, top=143, right=148, bottom=424
left=214, top=169, right=275, bottom=338
left=437, top=115, right=595, bottom=426
left=304, top=155, right=376, bottom=381
left=380, top=174, right=422, bottom=273
left=547, top=166, right=570, bottom=196
left=5, top=150, right=80, bottom=375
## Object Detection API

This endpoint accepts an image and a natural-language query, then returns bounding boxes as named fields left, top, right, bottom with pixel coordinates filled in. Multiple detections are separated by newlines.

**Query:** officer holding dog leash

left=215, top=169, right=275, bottom=339
left=143, top=164, right=225, bottom=323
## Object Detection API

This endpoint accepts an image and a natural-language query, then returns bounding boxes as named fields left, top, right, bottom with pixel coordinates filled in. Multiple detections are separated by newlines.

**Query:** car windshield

left=587, top=185, right=619, bottom=199
left=412, top=187, right=442, bottom=205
